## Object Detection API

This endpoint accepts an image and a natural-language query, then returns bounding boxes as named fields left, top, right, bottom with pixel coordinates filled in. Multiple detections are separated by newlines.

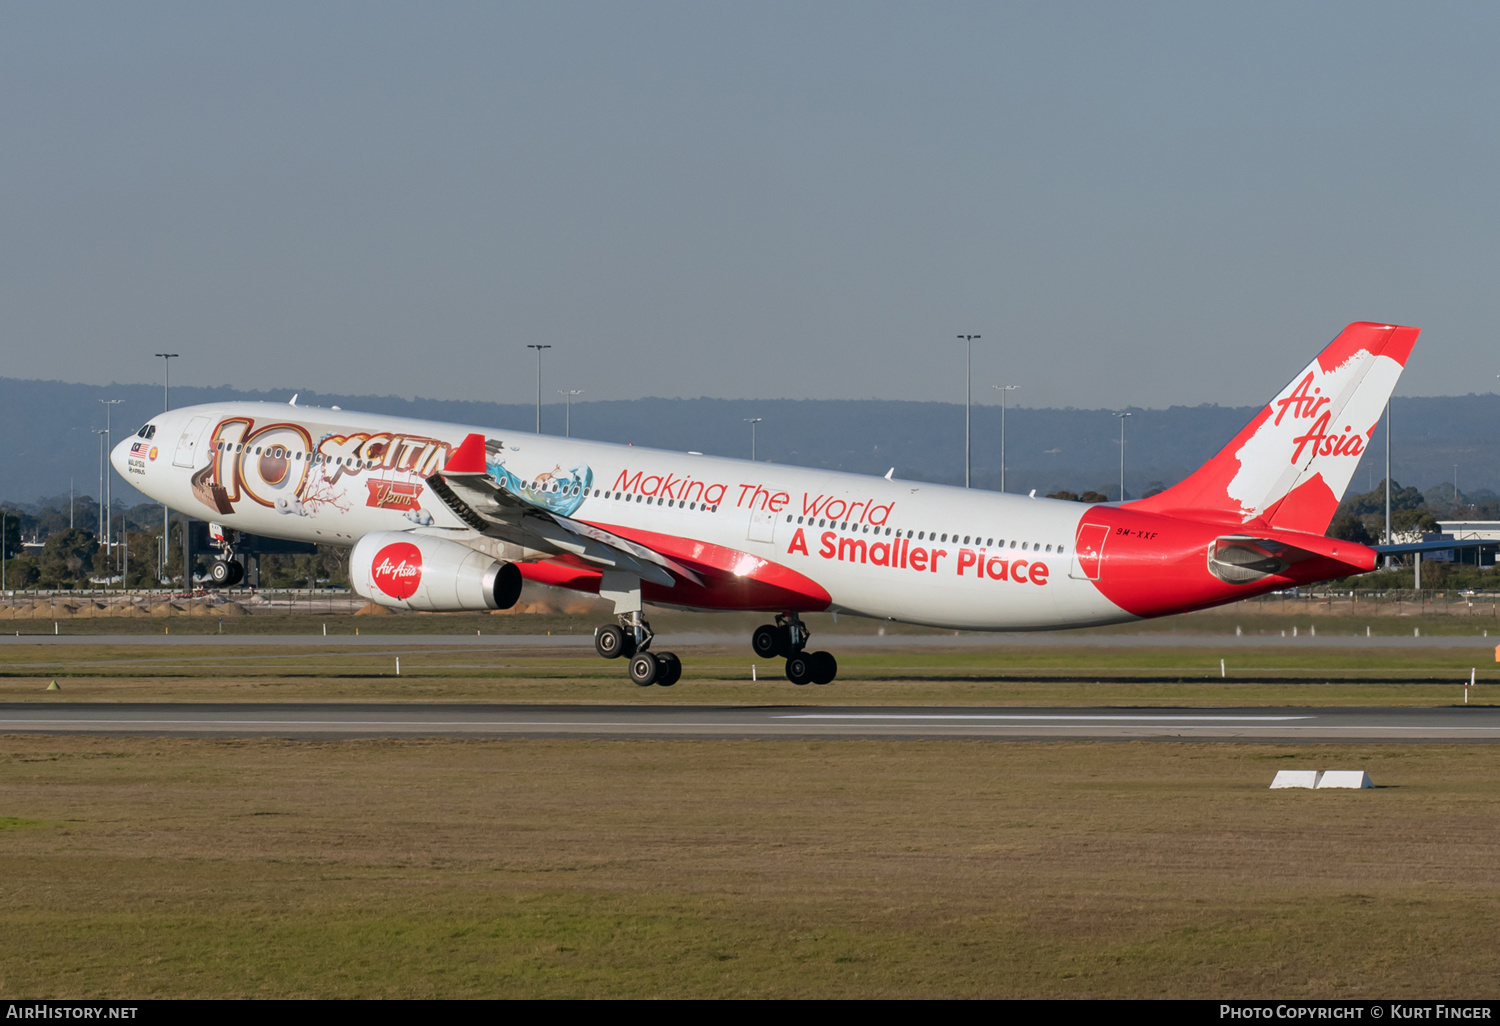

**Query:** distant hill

left=2, top=376, right=1496, bottom=509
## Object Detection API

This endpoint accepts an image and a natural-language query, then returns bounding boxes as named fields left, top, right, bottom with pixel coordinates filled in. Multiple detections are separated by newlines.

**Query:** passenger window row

left=783, top=513, right=1065, bottom=554
left=215, top=441, right=361, bottom=467
left=588, top=487, right=717, bottom=512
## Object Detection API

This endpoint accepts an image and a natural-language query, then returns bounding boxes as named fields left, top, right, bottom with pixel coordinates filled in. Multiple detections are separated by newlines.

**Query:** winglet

left=444, top=433, right=488, bottom=475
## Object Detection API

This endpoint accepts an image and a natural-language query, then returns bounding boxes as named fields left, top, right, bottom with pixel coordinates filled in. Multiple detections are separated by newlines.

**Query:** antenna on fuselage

left=289, top=394, right=298, bottom=406
left=884, top=468, right=894, bottom=480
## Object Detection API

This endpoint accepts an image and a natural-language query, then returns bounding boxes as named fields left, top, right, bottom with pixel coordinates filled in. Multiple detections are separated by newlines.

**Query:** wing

left=424, top=433, right=702, bottom=589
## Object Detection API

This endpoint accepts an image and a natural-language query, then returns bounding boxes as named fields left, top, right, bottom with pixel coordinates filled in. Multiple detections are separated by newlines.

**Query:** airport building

left=1429, top=520, right=1500, bottom=565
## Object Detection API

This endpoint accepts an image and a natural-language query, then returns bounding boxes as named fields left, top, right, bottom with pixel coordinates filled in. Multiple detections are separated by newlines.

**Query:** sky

left=3, top=1, right=1499, bottom=411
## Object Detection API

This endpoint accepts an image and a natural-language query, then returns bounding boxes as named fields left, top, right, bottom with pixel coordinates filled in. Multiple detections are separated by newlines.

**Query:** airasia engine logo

left=371, top=542, right=423, bottom=600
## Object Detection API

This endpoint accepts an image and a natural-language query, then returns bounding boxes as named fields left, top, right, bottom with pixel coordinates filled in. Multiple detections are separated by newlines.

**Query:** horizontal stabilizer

left=1206, top=532, right=1376, bottom=585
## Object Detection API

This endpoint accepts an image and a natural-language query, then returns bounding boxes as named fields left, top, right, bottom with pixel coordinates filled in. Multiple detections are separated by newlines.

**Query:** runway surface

left=3, top=703, right=1496, bottom=741
left=2, top=632, right=1498, bottom=649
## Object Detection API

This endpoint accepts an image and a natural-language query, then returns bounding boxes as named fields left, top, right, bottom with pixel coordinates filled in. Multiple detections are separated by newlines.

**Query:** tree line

left=1, top=497, right=350, bottom=590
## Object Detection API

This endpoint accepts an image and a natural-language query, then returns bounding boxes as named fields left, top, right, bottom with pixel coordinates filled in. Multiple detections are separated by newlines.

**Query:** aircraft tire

left=227, top=561, right=245, bottom=586
left=810, top=651, right=837, bottom=685
left=209, top=561, right=232, bottom=586
left=785, top=653, right=814, bottom=686
left=655, top=652, right=681, bottom=687
left=629, top=652, right=659, bottom=687
left=595, top=625, right=627, bottom=659
left=751, top=624, right=781, bottom=659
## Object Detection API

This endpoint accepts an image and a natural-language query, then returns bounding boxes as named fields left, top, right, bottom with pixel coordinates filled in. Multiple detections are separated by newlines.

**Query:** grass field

left=1, top=735, right=1497, bottom=998
left=3, top=600, right=1500, bottom=637
left=1, top=637, right=1495, bottom=706
left=2, top=614, right=1497, bottom=997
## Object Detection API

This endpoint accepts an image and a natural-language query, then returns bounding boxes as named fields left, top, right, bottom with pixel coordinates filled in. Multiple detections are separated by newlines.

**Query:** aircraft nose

left=110, top=436, right=136, bottom=477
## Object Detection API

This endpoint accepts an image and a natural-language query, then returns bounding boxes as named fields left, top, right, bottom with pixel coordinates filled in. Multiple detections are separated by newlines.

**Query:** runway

left=2, top=631, right=1498, bottom=649
left=2, top=703, right=1496, bottom=741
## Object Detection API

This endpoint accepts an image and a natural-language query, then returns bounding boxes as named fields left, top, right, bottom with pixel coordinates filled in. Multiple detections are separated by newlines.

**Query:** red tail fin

left=1128, top=322, right=1419, bottom=534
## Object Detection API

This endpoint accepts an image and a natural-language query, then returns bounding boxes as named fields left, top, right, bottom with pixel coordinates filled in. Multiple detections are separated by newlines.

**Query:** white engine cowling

left=350, top=531, right=523, bottom=612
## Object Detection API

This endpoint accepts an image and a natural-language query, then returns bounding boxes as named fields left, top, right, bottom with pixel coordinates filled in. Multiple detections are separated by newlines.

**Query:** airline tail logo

left=371, top=542, right=423, bottom=600
left=1271, top=372, right=1367, bottom=463
left=1132, top=322, right=1418, bottom=535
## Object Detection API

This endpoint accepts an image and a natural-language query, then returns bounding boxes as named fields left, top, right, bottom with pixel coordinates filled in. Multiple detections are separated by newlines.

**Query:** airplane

left=113, top=321, right=1417, bottom=687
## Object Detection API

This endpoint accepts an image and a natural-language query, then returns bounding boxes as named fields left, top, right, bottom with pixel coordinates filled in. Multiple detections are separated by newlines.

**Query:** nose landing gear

left=208, top=557, right=245, bottom=586
left=753, top=613, right=838, bottom=685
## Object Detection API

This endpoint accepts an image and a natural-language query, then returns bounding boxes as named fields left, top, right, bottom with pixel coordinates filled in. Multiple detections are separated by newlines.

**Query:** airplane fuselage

left=112, top=399, right=1375, bottom=631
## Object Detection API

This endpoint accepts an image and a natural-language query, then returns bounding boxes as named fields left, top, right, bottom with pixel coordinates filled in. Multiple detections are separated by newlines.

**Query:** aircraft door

left=747, top=509, right=777, bottom=544
left=1069, top=523, right=1110, bottom=581
left=173, top=415, right=212, bottom=468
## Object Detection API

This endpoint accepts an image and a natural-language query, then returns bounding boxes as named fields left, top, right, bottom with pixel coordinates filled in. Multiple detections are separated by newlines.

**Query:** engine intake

left=350, top=531, right=523, bottom=611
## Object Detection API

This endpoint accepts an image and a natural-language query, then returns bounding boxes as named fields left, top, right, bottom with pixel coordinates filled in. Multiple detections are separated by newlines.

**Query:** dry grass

left=1, top=639, right=1495, bottom=706
left=4, top=599, right=1500, bottom=637
left=0, top=735, right=1497, bottom=997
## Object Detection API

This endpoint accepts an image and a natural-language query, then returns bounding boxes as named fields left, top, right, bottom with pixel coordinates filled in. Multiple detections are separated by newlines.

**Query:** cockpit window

left=135, top=424, right=157, bottom=439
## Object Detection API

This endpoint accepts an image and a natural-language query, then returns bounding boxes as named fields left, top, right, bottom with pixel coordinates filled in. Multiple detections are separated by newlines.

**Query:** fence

left=0, top=588, right=365, bottom=617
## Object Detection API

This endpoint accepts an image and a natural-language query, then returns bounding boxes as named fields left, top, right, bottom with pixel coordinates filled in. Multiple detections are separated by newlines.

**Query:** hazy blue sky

left=4, top=2, right=1498, bottom=410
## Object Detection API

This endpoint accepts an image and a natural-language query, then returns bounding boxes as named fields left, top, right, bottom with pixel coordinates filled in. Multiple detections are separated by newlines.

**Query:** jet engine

left=350, top=531, right=523, bottom=612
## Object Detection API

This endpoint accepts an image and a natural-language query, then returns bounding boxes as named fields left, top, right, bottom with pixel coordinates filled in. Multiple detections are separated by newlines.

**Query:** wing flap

left=426, top=439, right=698, bottom=588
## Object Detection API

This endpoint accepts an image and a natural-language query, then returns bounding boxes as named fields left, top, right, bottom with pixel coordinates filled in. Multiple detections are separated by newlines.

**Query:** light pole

left=94, top=429, right=107, bottom=541
left=156, top=353, right=178, bottom=583
left=993, top=384, right=1019, bottom=493
left=1115, top=411, right=1132, bottom=502
left=556, top=389, right=584, bottom=438
left=957, top=335, right=980, bottom=488
left=1384, top=398, right=1392, bottom=565
left=99, top=399, right=123, bottom=556
left=744, top=418, right=762, bottom=461
left=526, top=345, right=551, bottom=433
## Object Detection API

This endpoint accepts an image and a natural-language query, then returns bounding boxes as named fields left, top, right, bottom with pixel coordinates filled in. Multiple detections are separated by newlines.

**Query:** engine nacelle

left=350, top=531, right=523, bottom=612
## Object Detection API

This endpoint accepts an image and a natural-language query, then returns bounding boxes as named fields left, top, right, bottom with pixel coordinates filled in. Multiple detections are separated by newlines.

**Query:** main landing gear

left=595, top=612, right=682, bottom=687
left=752, top=613, right=837, bottom=685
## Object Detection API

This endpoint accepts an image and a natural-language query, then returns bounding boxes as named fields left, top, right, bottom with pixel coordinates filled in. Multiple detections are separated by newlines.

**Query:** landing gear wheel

left=810, top=651, right=838, bottom=685
left=655, top=652, right=681, bottom=687
left=595, top=625, right=627, bottom=659
left=785, top=653, right=814, bottom=686
left=227, top=561, right=245, bottom=586
left=752, top=624, right=781, bottom=659
left=629, top=651, right=660, bottom=687
left=209, top=560, right=232, bottom=586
